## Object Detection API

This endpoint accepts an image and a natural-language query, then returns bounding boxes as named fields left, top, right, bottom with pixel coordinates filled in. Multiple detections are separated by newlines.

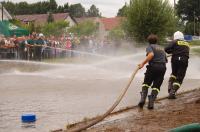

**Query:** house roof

left=100, top=17, right=123, bottom=31
left=75, top=17, right=99, bottom=24
left=15, top=13, right=76, bottom=25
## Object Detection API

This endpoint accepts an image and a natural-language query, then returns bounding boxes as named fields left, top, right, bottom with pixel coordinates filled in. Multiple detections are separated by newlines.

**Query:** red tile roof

left=100, top=17, right=123, bottom=31
left=75, top=17, right=99, bottom=24
left=15, top=13, right=70, bottom=25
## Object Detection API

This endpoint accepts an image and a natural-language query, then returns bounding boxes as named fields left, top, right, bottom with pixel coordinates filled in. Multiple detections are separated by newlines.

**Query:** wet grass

left=191, top=40, right=200, bottom=46
left=192, top=48, right=200, bottom=55
left=191, top=40, right=200, bottom=55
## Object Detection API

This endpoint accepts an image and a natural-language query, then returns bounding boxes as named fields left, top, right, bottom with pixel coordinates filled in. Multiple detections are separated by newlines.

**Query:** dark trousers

left=34, top=46, right=42, bottom=61
left=171, top=57, right=188, bottom=84
left=19, top=48, right=26, bottom=60
left=29, top=47, right=34, bottom=60
left=143, top=63, right=166, bottom=91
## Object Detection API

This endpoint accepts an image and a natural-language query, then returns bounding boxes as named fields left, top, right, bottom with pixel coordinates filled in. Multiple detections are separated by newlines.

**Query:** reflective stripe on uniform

left=177, top=41, right=190, bottom=48
left=170, top=75, right=176, bottom=79
left=152, top=88, right=160, bottom=93
left=142, top=84, right=151, bottom=88
left=173, top=82, right=181, bottom=88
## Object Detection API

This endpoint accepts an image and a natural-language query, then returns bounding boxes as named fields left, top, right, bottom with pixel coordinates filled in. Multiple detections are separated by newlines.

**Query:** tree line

left=2, top=0, right=101, bottom=18
left=117, top=0, right=200, bottom=36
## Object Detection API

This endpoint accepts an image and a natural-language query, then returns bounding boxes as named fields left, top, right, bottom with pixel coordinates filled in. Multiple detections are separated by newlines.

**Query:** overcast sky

left=5, top=0, right=176, bottom=17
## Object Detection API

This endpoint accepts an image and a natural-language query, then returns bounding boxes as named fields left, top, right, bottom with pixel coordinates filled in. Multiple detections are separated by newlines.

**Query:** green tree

left=3, top=1, right=88, bottom=16
left=35, top=25, right=42, bottom=33
left=57, top=5, right=64, bottom=13
left=125, top=0, right=176, bottom=42
left=41, top=1, right=51, bottom=14
left=15, top=2, right=30, bottom=15
left=68, top=20, right=97, bottom=36
left=185, top=22, right=200, bottom=35
left=176, top=0, right=200, bottom=22
left=176, top=0, right=200, bottom=35
left=108, top=27, right=124, bottom=40
left=47, top=12, right=54, bottom=23
left=42, top=20, right=69, bottom=37
left=117, top=4, right=128, bottom=17
left=48, top=0, right=57, bottom=12
left=28, top=22, right=36, bottom=33
left=63, top=3, right=70, bottom=12
left=87, top=5, right=101, bottom=17
left=69, top=3, right=85, bottom=17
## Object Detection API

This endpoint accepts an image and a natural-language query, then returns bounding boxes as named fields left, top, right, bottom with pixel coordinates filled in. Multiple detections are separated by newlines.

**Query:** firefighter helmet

left=173, top=31, right=184, bottom=40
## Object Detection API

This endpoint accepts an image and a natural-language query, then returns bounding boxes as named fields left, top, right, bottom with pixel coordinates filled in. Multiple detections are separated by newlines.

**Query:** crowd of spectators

left=0, top=32, right=115, bottom=61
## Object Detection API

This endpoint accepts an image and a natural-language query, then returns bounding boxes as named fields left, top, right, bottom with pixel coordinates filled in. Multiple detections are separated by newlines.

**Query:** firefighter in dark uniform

left=165, top=31, right=190, bottom=99
left=138, top=34, right=167, bottom=109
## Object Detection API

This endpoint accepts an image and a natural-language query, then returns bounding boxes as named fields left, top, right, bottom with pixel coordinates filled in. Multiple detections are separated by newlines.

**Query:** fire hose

left=66, top=66, right=140, bottom=132
left=64, top=54, right=177, bottom=131
left=64, top=53, right=192, bottom=132
left=51, top=47, right=198, bottom=132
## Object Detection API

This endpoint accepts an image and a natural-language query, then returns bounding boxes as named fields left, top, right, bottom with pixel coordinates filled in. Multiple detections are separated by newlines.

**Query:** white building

left=0, top=3, right=12, bottom=21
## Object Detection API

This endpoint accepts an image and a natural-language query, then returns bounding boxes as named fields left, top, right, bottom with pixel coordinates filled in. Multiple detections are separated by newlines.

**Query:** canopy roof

left=0, top=20, right=29, bottom=37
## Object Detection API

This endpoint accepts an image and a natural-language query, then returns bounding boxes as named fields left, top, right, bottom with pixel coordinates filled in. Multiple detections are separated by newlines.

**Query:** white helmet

left=173, top=31, right=184, bottom=40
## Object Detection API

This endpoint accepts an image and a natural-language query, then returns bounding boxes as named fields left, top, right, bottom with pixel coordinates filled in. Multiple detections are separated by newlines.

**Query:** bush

left=42, top=20, right=69, bottom=37
left=68, top=20, right=98, bottom=37
left=108, top=27, right=124, bottom=40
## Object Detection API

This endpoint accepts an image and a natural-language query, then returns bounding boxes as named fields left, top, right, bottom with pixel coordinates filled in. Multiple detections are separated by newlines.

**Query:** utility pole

left=1, top=2, right=3, bottom=21
left=198, top=0, right=200, bottom=36
left=194, top=11, right=196, bottom=35
left=174, top=0, right=176, bottom=10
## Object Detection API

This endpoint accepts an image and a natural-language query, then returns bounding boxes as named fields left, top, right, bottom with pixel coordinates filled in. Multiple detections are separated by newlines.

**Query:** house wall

left=65, top=16, right=76, bottom=27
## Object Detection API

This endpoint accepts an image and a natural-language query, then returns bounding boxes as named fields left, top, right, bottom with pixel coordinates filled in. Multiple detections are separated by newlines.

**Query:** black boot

left=168, top=89, right=176, bottom=99
left=138, top=90, right=148, bottom=108
left=168, top=76, right=176, bottom=94
left=168, top=83, right=180, bottom=99
left=148, top=90, right=158, bottom=110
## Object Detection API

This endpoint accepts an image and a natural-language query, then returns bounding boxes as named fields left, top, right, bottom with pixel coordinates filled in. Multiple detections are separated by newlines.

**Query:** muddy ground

left=85, top=88, right=200, bottom=132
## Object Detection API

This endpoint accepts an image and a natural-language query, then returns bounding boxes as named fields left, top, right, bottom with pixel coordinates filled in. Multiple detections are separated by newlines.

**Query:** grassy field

left=190, top=40, right=200, bottom=55
left=191, top=40, right=200, bottom=46
left=192, top=48, right=200, bottom=55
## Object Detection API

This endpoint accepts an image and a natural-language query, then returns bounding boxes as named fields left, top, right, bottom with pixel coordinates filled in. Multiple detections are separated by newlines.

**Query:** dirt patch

left=87, top=89, right=200, bottom=132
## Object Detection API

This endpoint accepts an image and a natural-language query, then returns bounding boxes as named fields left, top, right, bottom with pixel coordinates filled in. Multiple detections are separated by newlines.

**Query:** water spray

left=62, top=50, right=197, bottom=131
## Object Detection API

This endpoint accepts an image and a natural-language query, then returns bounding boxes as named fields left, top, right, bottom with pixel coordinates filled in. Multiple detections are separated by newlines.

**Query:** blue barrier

left=184, top=35, right=193, bottom=41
